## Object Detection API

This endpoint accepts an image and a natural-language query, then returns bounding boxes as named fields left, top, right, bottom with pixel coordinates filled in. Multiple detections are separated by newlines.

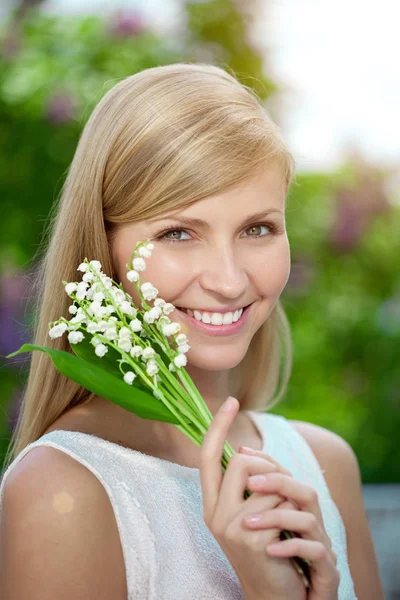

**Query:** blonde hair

left=5, top=62, right=295, bottom=469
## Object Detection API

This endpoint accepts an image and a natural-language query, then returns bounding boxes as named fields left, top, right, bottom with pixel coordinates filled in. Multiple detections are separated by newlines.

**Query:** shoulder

left=290, top=420, right=384, bottom=599
left=289, top=420, right=359, bottom=488
left=289, top=419, right=361, bottom=521
left=0, top=445, right=127, bottom=599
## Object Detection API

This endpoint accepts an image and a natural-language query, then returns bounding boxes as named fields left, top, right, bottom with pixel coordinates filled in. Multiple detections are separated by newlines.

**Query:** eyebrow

left=150, top=208, right=283, bottom=229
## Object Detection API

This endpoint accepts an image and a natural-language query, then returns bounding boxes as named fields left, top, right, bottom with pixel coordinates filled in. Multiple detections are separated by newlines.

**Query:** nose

left=199, top=246, right=249, bottom=299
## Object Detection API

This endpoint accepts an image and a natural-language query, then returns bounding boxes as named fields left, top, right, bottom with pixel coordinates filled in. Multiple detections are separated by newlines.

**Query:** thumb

left=200, top=396, right=239, bottom=521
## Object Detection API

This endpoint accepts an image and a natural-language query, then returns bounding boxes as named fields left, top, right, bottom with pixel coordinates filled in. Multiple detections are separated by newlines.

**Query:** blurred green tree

left=184, top=0, right=277, bottom=100
left=280, top=160, right=400, bottom=482
left=0, top=1, right=278, bottom=468
left=0, top=3, right=399, bottom=482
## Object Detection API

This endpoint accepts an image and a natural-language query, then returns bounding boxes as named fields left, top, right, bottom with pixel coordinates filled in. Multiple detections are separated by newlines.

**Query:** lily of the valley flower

left=68, top=331, right=85, bottom=344
left=123, top=371, right=136, bottom=384
left=49, top=241, right=192, bottom=400
left=49, top=322, right=69, bottom=338
left=41, top=238, right=311, bottom=588
left=140, top=281, right=159, bottom=301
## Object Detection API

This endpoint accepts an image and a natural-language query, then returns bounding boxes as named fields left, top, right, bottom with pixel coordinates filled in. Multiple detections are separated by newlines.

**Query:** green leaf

left=71, top=333, right=153, bottom=397
left=70, top=331, right=126, bottom=376
left=6, top=344, right=180, bottom=425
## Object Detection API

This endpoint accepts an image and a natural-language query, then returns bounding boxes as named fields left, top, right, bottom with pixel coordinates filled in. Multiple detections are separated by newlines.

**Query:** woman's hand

left=200, top=397, right=308, bottom=600
left=239, top=447, right=340, bottom=599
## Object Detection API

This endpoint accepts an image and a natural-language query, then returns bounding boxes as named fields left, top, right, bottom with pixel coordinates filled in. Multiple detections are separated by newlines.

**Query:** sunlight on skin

left=52, top=491, right=75, bottom=514
left=72, top=406, right=92, bottom=417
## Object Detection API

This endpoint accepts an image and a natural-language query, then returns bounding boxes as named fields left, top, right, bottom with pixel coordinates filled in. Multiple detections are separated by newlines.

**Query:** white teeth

left=181, top=307, right=244, bottom=325
left=211, top=313, right=223, bottom=325
left=222, top=312, right=233, bottom=325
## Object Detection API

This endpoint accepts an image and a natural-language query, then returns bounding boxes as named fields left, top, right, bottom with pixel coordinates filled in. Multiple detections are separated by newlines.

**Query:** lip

left=174, top=303, right=252, bottom=336
left=177, top=305, right=245, bottom=314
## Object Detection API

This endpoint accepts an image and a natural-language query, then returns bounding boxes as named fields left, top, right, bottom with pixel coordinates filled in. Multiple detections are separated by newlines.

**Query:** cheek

left=252, top=239, right=291, bottom=294
left=121, top=251, right=189, bottom=307
left=118, top=239, right=291, bottom=307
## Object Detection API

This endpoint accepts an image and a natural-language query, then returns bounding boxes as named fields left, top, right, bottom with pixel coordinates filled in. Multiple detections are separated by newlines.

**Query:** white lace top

left=0, top=411, right=357, bottom=599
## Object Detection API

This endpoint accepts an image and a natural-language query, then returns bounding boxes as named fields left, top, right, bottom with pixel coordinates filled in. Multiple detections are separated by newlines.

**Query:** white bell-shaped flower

left=127, top=270, right=140, bottom=282
left=68, top=331, right=84, bottom=344
left=49, top=322, right=68, bottom=339
left=140, top=282, right=159, bottom=301
left=174, top=354, right=187, bottom=368
left=95, top=343, right=108, bottom=357
left=133, top=257, right=146, bottom=272
left=123, top=371, right=136, bottom=385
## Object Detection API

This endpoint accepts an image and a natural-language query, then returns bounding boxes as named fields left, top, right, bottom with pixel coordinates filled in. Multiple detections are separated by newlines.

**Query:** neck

left=57, top=355, right=260, bottom=467
left=183, top=362, right=232, bottom=416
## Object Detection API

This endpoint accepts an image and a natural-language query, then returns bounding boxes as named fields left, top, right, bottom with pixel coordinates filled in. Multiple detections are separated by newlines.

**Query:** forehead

left=149, top=167, right=286, bottom=225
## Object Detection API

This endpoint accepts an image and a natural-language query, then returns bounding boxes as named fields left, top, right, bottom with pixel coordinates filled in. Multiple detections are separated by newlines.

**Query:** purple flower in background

left=286, top=256, right=316, bottom=297
left=46, top=92, right=77, bottom=125
left=1, top=268, right=37, bottom=439
left=7, top=387, right=24, bottom=434
left=109, top=11, right=147, bottom=38
left=0, top=272, right=32, bottom=369
left=328, top=190, right=366, bottom=253
left=328, top=164, right=391, bottom=254
left=1, top=33, right=22, bottom=60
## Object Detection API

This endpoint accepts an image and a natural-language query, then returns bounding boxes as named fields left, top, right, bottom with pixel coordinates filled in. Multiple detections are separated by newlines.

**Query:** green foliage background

left=0, top=3, right=399, bottom=482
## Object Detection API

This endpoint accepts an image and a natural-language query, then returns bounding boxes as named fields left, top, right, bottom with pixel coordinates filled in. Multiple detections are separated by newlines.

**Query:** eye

left=155, top=221, right=279, bottom=243
left=156, top=228, right=191, bottom=242
left=244, top=224, right=274, bottom=237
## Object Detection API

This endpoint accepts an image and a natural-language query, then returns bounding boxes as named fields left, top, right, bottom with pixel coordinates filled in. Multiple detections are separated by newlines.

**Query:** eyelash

left=155, top=221, right=280, bottom=243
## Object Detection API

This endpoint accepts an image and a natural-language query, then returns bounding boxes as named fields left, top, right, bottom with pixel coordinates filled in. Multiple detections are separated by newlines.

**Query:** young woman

left=0, top=63, right=383, bottom=599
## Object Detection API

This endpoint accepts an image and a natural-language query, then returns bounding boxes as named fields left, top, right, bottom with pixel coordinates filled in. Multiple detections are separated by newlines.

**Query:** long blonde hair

left=5, top=63, right=295, bottom=469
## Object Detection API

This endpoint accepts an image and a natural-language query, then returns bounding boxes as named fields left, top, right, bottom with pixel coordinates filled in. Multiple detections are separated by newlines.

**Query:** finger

left=199, top=397, right=240, bottom=524
left=243, top=509, right=325, bottom=544
left=277, top=499, right=298, bottom=511
left=239, top=449, right=298, bottom=508
left=246, top=473, right=331, bottom=546
left=217, top=453, right=282, bottom=507
left=239, top=446, right=293, bottom=477
left=247, top=473, right=323, bottom=520
left=266, top=538, right=340, bottom=584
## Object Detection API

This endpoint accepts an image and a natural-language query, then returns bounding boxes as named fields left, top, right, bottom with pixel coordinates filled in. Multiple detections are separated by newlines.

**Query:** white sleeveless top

left=0, top=411, right=357, bottom=599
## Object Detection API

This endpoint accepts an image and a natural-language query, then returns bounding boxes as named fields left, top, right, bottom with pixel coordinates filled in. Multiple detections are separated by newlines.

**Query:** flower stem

left=177, top=369, right=214, bottom=425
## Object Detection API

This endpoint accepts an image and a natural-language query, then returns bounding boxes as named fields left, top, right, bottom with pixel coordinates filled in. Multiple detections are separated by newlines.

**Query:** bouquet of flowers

left=7, top=239, right=311, bottom=587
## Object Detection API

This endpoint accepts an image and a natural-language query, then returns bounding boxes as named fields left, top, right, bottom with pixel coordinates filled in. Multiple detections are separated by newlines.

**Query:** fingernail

left=266, top=543, right=281, bottom=552
left=248, top=474, right=267, bottom=486
left=221, top=397, right=236, bottom=412
left=239, top=446, right=257, bottom=454
left=245, top=513, right=262, bottom=524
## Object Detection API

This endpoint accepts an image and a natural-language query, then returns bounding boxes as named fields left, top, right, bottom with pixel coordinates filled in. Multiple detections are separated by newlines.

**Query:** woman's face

left=111, top=165, right=290, bottom=372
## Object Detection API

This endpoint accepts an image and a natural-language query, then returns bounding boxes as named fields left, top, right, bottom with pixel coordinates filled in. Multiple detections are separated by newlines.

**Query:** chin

left=185, top=346, right=249, bottom=372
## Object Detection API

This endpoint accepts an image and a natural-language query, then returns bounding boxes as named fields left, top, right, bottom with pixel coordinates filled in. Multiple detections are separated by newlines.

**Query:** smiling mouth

left=175, top=304, right=252, bottom=326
